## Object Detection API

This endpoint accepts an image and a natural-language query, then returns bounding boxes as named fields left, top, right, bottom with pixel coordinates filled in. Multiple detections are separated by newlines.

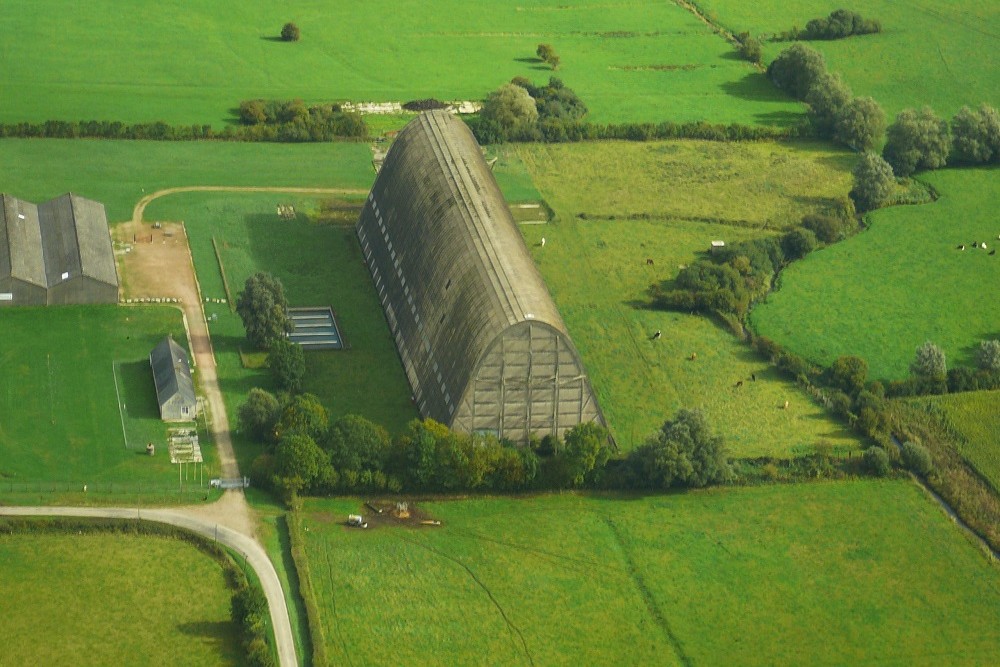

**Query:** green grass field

left=0, top=138, right=374, bottom=222
left=0, top=306, right=218, bottom=486
left=696, top=0, right=1000, bottom=119
left=919, top=390, right=1000, bottom=492
left=300, top=481, right=1000, bottom=666
left=0, top=532, right=242, bottom=666
left=0, top=1, right=800, bottom=127
left=750, top=167, right=1000, bottom=381
left=143, top=193, right=417, bottom=468
left=507, top=140, right=859, bottom=453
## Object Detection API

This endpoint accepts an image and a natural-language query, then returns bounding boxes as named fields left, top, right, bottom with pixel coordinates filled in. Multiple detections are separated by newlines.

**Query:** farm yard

left=0, top=306, right=208, bottom=491
left=0, top=532, right=243, bottom=666
left=299, top=481, right=1000, bottom=666
left=750, top=168, right=1000, bottom=381
left=0, top=0, right=800, bottom=127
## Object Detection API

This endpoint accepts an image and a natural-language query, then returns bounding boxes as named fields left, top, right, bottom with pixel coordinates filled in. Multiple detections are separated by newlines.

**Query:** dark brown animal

left=645, top=258, right=654, bottom=266
left=734, top=380, right=743, bottom=389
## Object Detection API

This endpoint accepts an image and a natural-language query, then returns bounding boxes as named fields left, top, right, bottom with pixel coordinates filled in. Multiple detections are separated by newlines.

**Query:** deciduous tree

left=628, top=409, right=730, bottom=488
left=767, top=44, right=827, bottom=100
left=268, top=339, right=305, bottom=393
left=950, top=104, right=1000, bottom=164
left=281, top=22, right=300, bottom=42
left=834, top=96, right=885, bottom=151
left=911, top=341, right=947, bottom=381
left=883, top=107, right=951, bottom=177
left=849, top=152, right=895, bottom=212
left=236, top=272, right=293, bottom=349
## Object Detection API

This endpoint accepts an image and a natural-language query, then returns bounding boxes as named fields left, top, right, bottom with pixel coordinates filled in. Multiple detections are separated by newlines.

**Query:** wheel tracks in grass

left=395, top=532, right=535, bottom=667
left=602, top=516, right=692, bottom=667
left=322, top=537, right=354, bottom=667
left=446, top=525, right=627, bottom=577
left=671, top=0, right=765, bottom=73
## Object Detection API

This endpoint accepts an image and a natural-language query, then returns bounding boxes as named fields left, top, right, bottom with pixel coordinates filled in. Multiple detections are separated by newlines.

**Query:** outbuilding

left=0, top=193, right=118, bottom=305
left=357, top=110, right=606, bottom=444
left=150, top=336, right=197, bottom=422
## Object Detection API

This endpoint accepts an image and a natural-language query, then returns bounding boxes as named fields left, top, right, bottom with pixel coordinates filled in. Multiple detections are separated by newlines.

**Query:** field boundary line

left=396, top=533, right=535, bottom=666
left=603, top=516, right=692, bottom=666
left=322, top=537, right=354, bottom=667
left=211, top=236, right=236, bottom=311
left=131, top=186, right=369, bottom=225
left=111, top=360, right=128, bottom=449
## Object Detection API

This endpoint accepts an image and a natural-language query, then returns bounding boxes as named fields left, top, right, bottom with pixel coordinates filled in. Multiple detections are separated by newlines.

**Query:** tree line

left=767, top=43, right=999, bottom=212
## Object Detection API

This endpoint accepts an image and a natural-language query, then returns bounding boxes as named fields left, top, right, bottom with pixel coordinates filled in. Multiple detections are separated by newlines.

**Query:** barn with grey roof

left=0, top=193, right=118, bottom=306
left=357, top=110, right=605, bottom=444
left=150, top=336, right=197, bottom=422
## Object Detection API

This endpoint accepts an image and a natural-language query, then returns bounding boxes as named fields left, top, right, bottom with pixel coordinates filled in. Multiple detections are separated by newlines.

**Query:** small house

left=710, top=240, right=726, bottom=255
left=150, top=336, right=196, bottom=422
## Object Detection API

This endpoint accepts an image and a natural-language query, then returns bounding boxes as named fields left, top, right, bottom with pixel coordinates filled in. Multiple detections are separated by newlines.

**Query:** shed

left=150, top=336, right=197, bottom=422
left=356, top=111, right=606, bottom=444
left=710, top=240, right=726, bottom=255
left=0, top=193, right=118, bottom=305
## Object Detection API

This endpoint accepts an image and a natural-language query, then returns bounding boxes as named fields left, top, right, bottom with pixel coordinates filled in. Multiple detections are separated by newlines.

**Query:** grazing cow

left=734, top=380, right=743, bottom=389
left=540, top=237, right=546, bottom=247
left=783, top=400, right=789, bottom=410
left=958, top=245, right=966, bottom=250
left=646, top=258, right=654, bottom=266
left=983, top=243, right=988, bottom=249
left=751, top=373, right=756, bottom=382
left=688, top=352, right=698, bottom=361
left=652, top=330, right=662, bottom=340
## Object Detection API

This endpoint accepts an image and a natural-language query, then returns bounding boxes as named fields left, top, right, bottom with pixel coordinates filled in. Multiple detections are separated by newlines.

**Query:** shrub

left=806, top=72, right=853, bottom=138
left=950, top=104, right=1000, bottom=164
left=834, top=96, right=886, bottom=151
left=281, top=22, right=300, bottom=42
left=976, top=339, right=1000, bottom=371
left=802, top=10, right=881, bottom=40
left=781, top=227, right=817, bottom=261
left=734, top=32, right=763, bottom=64
left=627, top=409, right=731, bottom=488
left=402, top=98, right=449, bottom=111
left=911, top=341, right=947, bottom=381
left=238, top=388, right=281, bottom=442
left=850, top=152, right=895, bottom=212
left=901, top=442, right=933, bottom=476
left=801, top=213, right=844, bottom=243
left=883, top=107, right=951, bottom=177
left=864, top=446, right=891, bottom=476
left=767, top=44, right=827, bottom=100
left=268, top=339, right=305, bottom=393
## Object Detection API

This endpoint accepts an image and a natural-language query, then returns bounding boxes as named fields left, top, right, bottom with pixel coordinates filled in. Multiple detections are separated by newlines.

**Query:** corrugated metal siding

left=357, top=111, right=605, bottom=443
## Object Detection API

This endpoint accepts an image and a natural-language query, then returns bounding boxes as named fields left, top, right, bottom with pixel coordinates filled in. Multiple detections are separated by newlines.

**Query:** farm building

left=0, top=193, right=118, bottom=305
left=149, top=336, right=197, bottom=422
left=357, top=110, right=605, bottom=444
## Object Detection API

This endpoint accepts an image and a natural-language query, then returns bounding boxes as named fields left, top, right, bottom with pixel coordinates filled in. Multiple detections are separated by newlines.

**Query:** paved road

left=0, top=505, right=298, bottom=667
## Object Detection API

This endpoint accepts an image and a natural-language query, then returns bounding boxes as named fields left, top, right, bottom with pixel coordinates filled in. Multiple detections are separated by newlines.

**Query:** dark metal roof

left=0, top=195, right=46, bottom=287
left=0, top=193, right=117, bottom=290
left=357, top=111, right=604, bottom=441
left=150, top=336, right=196, bottom=410
left=37, top=194, right=117, bottom=288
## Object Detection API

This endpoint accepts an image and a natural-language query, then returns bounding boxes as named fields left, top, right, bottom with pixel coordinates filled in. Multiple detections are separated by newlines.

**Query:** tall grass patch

left=508, top=140, right=858, bottom=454
left=919, top=389, right=1000, bottom=492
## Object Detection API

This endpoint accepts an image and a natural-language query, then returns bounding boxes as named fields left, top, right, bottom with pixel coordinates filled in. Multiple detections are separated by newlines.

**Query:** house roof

left=150, top=336, right=196, bottom=410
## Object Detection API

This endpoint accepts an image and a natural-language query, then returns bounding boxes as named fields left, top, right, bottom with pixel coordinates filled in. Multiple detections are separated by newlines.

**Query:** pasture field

left=0, top=1, right=800, bottom=127
left=919, top=390, right=1000, bottom=493
left=508, top=140, right=859, bottom=453
left=696, top=0, right=1000, bottom=118
left=0, top=306, right=213, bottom=486
left=750, top=167, right=1000, bottom=382
left=300, top=481, right=1000, bottom=666
left=143, top=193, right=417, bottom=467
left=0, top=532, right=242, bottom=666
left=0, top=138, right=374, bottom=222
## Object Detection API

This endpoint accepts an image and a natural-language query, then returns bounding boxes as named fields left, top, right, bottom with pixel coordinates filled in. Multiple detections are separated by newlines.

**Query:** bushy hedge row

left=0, top=517, right=276, bottom=667
left=776, top=10, right=881, bottom=41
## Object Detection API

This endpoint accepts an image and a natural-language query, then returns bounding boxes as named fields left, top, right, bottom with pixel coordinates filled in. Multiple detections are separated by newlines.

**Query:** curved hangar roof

left=357, top=110, right=604, bottom=443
